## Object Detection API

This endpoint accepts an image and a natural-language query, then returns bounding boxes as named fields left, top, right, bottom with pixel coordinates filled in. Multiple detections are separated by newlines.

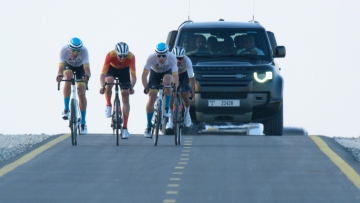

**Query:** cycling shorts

left=178, top=71, right=191, bottom=92
left=64, top=62, right=85, bottom=80
left=148, top=68, right=172, bottom=88
left=106, top=66, right=131, bottom=89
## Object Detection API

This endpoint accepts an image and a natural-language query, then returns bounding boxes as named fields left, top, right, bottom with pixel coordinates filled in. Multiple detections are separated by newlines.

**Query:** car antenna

left=250, top=0, right=258, bottom=23
left=188, top=0, right=191, bottom=21
left=250, top=0, right=255, bottom=23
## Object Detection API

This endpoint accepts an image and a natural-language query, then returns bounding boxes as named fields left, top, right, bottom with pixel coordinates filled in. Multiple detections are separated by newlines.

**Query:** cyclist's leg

left=63, top=69, right=72, bottom=110
left=105, top=76, right=114, bottom=106
left=117, top=67, right=131, bottom=128
left=179, top=72, right=191, bottom=109
left=144, top=70, right=160, bottom=137
left=105, top=66, right=117, bottom=107
left=162, top=69, right=173, bottom=115
left=179, top=73, right=192, bottom=127
left=75, top=66, right=87, bottom=133
left=103, top=75, right=114, bottom=118
left=61, top=65, right=74, bottom=119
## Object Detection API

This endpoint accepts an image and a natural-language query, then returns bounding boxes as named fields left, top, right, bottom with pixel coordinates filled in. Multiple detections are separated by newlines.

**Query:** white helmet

left=115, top=42, right=129, bottom=55
left=172, top=46, right=186, bottom=57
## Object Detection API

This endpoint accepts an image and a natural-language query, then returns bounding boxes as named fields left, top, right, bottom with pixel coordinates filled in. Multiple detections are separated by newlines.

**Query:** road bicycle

left=58, top=71, right=88, bottom=146
left=172, top=84, right=193, bottom=145
left=148, top=82, right=172, bottom=146
left=103, top=78, right=132, bottom=146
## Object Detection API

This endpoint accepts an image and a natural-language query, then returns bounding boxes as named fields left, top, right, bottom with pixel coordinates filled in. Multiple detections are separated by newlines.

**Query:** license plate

left=208, top=100, right=240, bottom=107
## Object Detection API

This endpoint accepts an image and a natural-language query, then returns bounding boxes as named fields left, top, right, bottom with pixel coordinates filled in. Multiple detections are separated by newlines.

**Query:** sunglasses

left=118, top=55, right=127, bottom=59
left=176, top=57, right=184, bottom=60
left=157, top=55, right=167, bottom=58
left=69, top=49, right=81, bottom=54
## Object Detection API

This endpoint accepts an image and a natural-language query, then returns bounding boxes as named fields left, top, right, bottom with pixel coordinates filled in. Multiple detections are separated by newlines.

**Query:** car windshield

left=179, top=28, right=271, bottom=62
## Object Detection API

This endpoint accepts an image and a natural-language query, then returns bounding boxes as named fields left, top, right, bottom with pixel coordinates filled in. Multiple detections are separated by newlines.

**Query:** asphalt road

left=0, top=133, right=360, bottom=203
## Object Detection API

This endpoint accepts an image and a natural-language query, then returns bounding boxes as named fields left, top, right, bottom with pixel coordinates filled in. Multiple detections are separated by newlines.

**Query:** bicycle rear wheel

left=70, top=99, right=77, bottom=146
left=154, top=100, right=162, bottom=146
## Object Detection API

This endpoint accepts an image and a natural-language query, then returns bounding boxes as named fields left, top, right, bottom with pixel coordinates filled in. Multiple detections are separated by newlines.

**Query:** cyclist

left=56, top=37, right=91, bottom=134
left=99, top=42, right=136, bottom=139
left=142, top=42, right=179, bottom=138
left=166, top=46, right=195, bottom=129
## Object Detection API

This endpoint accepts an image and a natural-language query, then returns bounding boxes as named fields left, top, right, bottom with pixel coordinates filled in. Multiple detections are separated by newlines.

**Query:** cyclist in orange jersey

left=100, top=42, right=136, bottom=139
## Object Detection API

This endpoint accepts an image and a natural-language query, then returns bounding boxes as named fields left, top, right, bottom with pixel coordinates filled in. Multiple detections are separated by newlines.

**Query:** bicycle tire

left=177, top=102, right=184, bottom=145
left=115, top=98, right=121, bottom=146
left=154, top=99, right=162, bottom=146
left=174, top=97, right=180, bottom=145
left=70, top=99, right=77, bottom=146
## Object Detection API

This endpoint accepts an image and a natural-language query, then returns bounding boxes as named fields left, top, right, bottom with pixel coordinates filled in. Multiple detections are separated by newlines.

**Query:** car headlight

left=254, top=71, right=273, bottom=83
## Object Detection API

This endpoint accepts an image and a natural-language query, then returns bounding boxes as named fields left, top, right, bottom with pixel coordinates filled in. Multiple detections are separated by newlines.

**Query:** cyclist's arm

left=82, top=48, right=91, bottom=78
left=172, top=71, right=179, bottom=86
left=129, top=53, right=137, bottom=88
left=83, top=63, right=91, bottom=78
left=100, top=53, right=111, bottom=86
left=57, top=62, right=65, bottom=76
left=189, top=77, right=195, bottom=95
left=170, top=54, right=179, bottom=86
left=142, top=69, right=150, bottom=89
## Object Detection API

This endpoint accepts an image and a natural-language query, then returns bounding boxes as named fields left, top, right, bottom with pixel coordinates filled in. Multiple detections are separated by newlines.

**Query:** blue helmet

left=155, top=42, right=169, bottom=54
left=68, top=37, right=83, bottom=50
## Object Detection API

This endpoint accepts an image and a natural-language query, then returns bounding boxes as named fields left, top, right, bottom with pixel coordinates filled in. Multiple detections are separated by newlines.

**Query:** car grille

left=201, top=92, right=247, bottom=99
left=202, top=107, right=249, bottom=114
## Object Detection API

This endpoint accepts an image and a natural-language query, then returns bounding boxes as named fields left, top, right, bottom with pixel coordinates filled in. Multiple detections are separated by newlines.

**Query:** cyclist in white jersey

left=166, top=46, right=195, bottom=129
left=142, top=42, right=179, bottom=138
left=56, top=37, right=91, bottom=134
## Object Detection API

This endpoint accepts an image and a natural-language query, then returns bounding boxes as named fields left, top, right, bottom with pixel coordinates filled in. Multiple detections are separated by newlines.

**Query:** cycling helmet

left=171, top=46, right=186, bottom=57
left=115, top=42, right=129, bottom=55
left=155, top=42, right=169, bottom=54
left=68, top=37, right=83, bottom=50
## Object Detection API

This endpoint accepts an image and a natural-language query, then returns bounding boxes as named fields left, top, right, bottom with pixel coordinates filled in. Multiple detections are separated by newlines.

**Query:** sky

left=1, top=0, right=360, bottom=138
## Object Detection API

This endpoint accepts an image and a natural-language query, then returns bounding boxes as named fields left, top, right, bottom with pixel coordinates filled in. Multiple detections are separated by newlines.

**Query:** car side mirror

left=274, top=46, right=286, bottom=58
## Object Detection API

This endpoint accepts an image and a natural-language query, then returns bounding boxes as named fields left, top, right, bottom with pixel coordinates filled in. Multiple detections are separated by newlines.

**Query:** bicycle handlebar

left=57, top=79, right=89, bottom=91
left=103, top=81, right=133, bottom=93
left=172, top=83, right=194, bottom=100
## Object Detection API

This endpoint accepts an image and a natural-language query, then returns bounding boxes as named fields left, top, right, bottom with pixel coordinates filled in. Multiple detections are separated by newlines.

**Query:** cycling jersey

left=59, top=45, right=89, bottom=67
left=176, top=55, right=194, bottom=78
left=101, top=50, right=136, bottom=78
left=144, top=52, right=178, bottom=73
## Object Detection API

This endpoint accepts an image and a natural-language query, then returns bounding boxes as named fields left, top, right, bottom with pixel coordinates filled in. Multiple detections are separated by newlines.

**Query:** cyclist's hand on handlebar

left=190, top=92, right=195, bottom=100
left=56, top=75, right=63, bottom=82
left=82, top=74, right=90, bottom=82
left=99, top=87, right=105, bottom=94
left=129, top=88, right=135, bottom=95
left=143, top=88, right=149, bottom=94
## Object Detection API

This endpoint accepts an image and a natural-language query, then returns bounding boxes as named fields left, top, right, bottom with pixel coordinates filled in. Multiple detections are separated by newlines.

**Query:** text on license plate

left=208, top=100, right=240, bottom=107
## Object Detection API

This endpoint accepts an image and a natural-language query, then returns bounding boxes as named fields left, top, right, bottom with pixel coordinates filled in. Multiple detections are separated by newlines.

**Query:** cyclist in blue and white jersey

left=142, top=42, right=179, bottom=138
left=56, top=37, right=91, bottom=134
left=166, top=46, right=195, bottom=129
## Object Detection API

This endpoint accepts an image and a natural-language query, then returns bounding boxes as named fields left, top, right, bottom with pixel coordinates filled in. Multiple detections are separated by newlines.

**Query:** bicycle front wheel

left=70, top=99, right=77, bottom=146
left=114, top=98, right=121, bottom=146
left=154, top=100, right=162, bottom=146
left=174, top=97, right=180, bottom=145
